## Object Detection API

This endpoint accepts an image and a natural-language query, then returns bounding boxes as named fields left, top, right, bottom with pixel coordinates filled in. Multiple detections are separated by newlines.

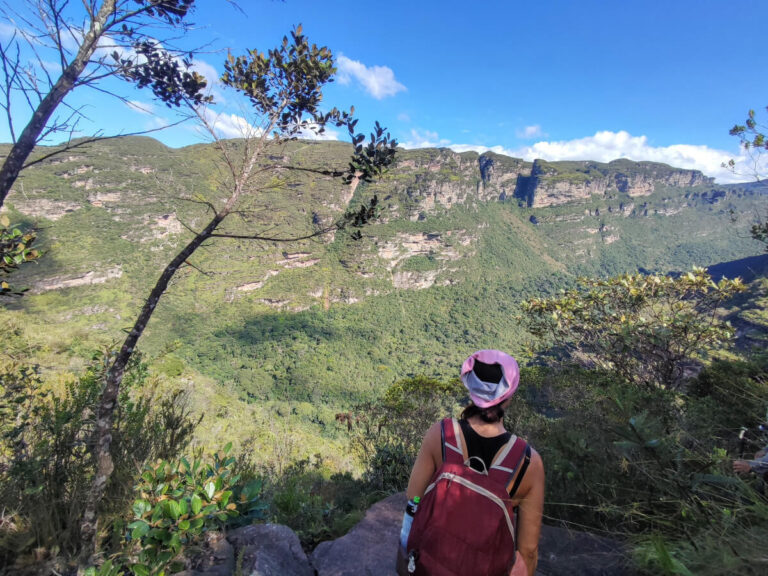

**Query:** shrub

left=522, top=353, right=768, bottom=574
left=123, top=444, right=264, bottom=576
left=0, top=352, right=199, bottom=568
left=266, top=455, right=372, bottom=549
left=521, top=268, right=745, bottom=390
left=346, top=375, right=465, bottom=492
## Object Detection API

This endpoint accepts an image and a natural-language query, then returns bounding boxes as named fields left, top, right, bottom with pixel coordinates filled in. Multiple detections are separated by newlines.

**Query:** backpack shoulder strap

left=441, top=417, right=465, bottom=465
left=488, top=435, right=528, bottom=491
left=507, top=445, right=532, bottom=497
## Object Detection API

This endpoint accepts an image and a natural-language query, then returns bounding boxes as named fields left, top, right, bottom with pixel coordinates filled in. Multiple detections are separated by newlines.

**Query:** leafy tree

left=727, top=107, right=768, bottom=181
left=521, top=268, right=745, bottom=390
left=0, top=0, right=212, bottom=290
left=80, top=26, right=397, bottom=559
left=727, top=107, right=768, bottom=250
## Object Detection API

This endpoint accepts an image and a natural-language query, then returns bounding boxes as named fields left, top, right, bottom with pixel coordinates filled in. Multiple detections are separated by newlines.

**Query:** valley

left=1, top=136, right=765, bottom=462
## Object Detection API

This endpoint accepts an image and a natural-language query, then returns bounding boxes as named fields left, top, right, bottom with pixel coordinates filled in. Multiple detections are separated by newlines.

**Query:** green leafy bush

left=522, top=268, right=746, bottom=390
left=267, top=456, right=370, bottom=548
left=124, top=443, right=264, bottom=575
left=0, top=214, right=40, bottom=294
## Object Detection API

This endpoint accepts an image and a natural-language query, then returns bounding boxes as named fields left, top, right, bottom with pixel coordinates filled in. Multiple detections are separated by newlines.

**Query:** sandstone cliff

left=384, top=149, right=714, bottom=215
left=520, top=158, right=713, bottom=208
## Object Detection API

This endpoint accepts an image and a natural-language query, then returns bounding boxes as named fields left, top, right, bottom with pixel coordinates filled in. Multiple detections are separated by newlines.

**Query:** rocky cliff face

left=521, top=159, right=713, bottom=208
left=4, top=137, right=756, bottom=310
left=385, top=150, right=714, bottom=215
left=387, top=149, right=529, bottom=219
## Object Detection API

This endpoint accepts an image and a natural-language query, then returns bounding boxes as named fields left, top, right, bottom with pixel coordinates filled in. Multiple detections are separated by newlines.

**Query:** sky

left=2, top=0, right=768, bottom=183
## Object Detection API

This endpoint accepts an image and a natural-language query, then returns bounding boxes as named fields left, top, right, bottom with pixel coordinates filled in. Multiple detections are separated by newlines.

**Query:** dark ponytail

left=461, top=402, right=505, bottom=423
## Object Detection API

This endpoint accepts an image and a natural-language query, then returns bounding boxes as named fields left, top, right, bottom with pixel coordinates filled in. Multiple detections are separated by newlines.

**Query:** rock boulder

left=312, top=492, right=405, bottom=576
left=228, top=524, right=314, bottom=576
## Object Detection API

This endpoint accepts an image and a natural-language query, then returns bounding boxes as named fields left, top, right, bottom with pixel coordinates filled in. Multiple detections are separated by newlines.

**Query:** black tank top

left=458, top=418, right=512, bottom=474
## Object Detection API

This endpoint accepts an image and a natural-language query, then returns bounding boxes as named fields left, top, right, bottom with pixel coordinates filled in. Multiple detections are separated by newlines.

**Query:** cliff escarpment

left=518, top=158, right=713, bottom=208
left=386, top=151, right=714, bottom=216
left=3, top=137, right=763, bottom=311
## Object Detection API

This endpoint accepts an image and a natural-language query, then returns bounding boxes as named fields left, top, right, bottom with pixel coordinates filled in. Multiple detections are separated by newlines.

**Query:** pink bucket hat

left=460, top=350, right=520, bottom=408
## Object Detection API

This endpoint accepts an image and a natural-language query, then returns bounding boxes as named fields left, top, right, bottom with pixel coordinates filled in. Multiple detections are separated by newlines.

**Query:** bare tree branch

left=182, top=258, right=212, bottom=277
left=209, top=223, right=341, bottom=243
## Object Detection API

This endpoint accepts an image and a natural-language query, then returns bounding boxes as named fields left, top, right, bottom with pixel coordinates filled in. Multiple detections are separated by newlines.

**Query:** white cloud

left=401, top=128, right=760, bottom=184
left=516, top=125, right=545, bottom=139
left=336, top=55, right=406, bottom=99
left=0, top=22, right=18, bottom=41
left=295, top=123, right=341, bottom=141
left=398, top=112, right=412, bottom=123
left=198, top=108, right=261, bottom=139
left=190, top=59, right=220, bottom=85
left=512, top=131, right=755, bottom=184
left=193, top=107, right=345, bottom=142
left=401, top=129, right=451, bottom=149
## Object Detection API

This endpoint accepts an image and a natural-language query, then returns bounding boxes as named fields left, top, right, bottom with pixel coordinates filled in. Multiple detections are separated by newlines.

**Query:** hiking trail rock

left=228, top=524, right=314, bottom=576
left=312, top=492, right=405, bottom=576
left=179, top=492, right=636, bottom=575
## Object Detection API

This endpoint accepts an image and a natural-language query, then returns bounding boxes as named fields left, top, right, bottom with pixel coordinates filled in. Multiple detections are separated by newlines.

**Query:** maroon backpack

left=405, top=418, right=530, bottom=576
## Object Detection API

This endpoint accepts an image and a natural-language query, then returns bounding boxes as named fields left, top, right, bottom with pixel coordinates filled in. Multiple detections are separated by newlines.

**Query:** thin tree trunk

left=0, top=0, right=116, bottom=209
left=79, top=212, right=224, bottom=561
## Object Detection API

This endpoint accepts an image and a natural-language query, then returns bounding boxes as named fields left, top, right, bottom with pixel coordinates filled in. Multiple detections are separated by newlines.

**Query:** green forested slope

left=1, top=136, right=765, bottom=458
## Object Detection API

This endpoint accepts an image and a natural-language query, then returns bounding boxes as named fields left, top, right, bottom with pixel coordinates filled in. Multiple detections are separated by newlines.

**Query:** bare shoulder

left=528, top=446, right=544, bottom=473
left=425, top=419, right=443, bottom=440
left=424, top=420, right=445, bottom=464
left=424, top=419, right=443, bottom=449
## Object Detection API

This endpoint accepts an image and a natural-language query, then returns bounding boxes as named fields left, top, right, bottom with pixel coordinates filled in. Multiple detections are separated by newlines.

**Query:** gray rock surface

left=536, top=524, right=636, bottom=576
left=227, top=524, right=314, bottom=576
left=312, top=492, right=636, bottom=576
left=180, top=492, right=635, bottom=576
left=176, top=532, right=235, bottom=576
left=312, top=492, right=405, bottom=576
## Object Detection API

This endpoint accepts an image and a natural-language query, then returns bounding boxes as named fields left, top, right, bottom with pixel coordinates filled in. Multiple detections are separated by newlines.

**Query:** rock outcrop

left=179, top=493, right=636, bottom=576
left=228, top=524, right=314, bottom=576
left=522, top=159, right=713, bottom=208
left=392, top=149, right=529, bottom=218
left=312, top=492, right=404, bottom=576
left=30, top=267, right=123, bottom=294
left=386, top=148, right=714, bottom=216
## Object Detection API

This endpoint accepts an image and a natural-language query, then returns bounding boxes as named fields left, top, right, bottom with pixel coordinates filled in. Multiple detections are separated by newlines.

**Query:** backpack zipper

left=424, top=472, right=516, bottom=541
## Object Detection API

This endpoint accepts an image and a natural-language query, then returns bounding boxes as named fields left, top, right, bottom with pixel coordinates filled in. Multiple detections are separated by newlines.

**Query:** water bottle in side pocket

left=399, top=497, right=420, bottom=551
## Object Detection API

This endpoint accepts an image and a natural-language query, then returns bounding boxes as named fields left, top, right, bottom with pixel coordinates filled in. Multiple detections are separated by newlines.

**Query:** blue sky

left=3, top=0, right=767, bottom=182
